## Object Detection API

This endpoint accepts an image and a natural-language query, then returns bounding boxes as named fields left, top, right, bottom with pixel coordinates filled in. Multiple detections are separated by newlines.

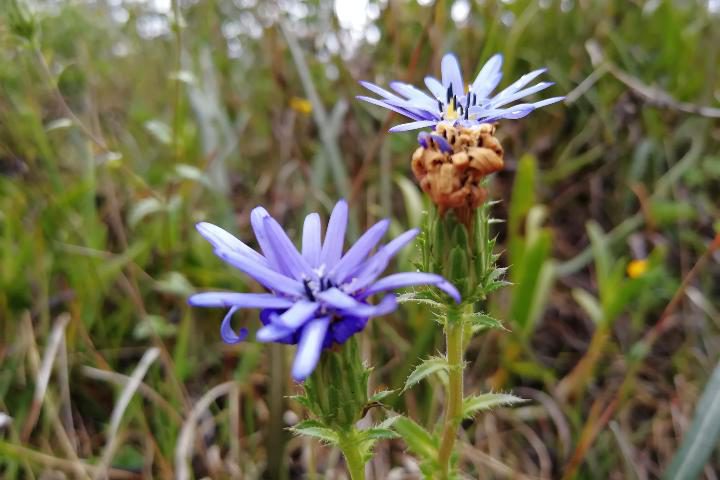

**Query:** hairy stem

left=438, top=305, right=465, bottom=478
left=338, top=430, right=365, bottom=480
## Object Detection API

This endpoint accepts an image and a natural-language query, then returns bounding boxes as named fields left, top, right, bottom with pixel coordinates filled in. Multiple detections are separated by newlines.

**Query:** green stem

left=338, top=429, right=365, bottom=480
left=438, top=306, right=466, bottom=478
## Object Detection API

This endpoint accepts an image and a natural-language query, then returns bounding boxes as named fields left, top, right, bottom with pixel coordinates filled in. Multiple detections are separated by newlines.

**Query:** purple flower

left=189, top=200, right=460, bottom=381
left=357, top=52, right=564, bottom=132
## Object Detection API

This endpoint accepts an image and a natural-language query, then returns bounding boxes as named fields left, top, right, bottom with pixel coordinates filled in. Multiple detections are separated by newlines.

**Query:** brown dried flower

left=411, top=123, right=504, bottom=225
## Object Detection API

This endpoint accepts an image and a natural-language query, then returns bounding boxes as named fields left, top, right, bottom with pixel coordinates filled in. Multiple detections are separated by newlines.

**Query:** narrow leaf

left=664, top=361, right=720, bottom=480
left=462, top=393, right=527, bottom=419
left=391, top=416, right=438, bottom=460
left=571, top=288, right=604, bottom=325
left=289, top=420, right=338, bottom=445
left=403, top=356, right=449, bottom=392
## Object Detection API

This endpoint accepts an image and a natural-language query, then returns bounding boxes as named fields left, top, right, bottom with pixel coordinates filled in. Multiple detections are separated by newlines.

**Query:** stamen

left=302, top=278, right=316, bottom=301
left=446, top=85, right=453, bottom=104
left=437, top=100, right=443, bottom=112
left=464, top=94, right=471, bottom=120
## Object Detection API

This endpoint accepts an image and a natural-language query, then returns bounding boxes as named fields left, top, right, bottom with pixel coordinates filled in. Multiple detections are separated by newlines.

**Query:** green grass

left=1, top=0, right=719, bottom=478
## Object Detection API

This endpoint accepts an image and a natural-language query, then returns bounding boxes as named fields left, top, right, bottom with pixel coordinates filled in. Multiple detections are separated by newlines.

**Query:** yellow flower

left=290, top=96, right=312, bottom=115
left=627, top=259, right=648, bottom=279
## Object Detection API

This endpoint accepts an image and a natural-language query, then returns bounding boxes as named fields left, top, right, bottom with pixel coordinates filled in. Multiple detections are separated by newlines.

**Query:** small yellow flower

left=627, top=259, right=648, bottom=279
left=290, top=96, right=312, bottom=115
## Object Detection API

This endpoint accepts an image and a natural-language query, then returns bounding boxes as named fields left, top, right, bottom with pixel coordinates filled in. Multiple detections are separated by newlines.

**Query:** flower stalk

left=437, top=305, right=465, bottom=478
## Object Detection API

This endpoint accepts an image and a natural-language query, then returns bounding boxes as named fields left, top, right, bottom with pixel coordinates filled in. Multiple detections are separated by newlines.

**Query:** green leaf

left=587, top=221, right=611, bottom=297
left=508, top=154, right=538, bottom=266
left=664, top=361, right=720, bottom=480
left=391, top=416, right=438, bottom=460
left=361, top=427, right=399, bottom=441
left=403, top=356, right=449, bottom=392
left=369, top=389, right=395, bottom=404
left=466, top=312, right=506, bottom=333
left=571, top=288, right=604, bottom=325
left=462, top=393, right=527, bottom=419
left=289, top=420, right=339, bottom=445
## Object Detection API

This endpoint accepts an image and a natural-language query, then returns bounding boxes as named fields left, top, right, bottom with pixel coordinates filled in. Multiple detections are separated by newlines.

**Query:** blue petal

left=471, top=53, right=503, bottom=98
left=530, top=96, right=565, bottom=108
left=256, top=321, right=295, bottom=343
left=417, top=131, right=430, bottom=148
left=357, top=95, right=426, bottom=121
left=188, top=292, right=294, bottom=309
left=345, top=228, right=420, bottom=292
left=302, top=213, right=322, bottom=266
left=330, top=219, right=390, bottom=283
left=220, top=307, right=248, bottom=344
left=361, top=272, right=461, bottom=303
left=490, top=81, right=554, bottom=108
left=441, top=53, right=464, bottom=97
left=389, top=120, right=439, bottom=132
left=494, top=68, right=547, bottom=100
left=389, top=81, right=439, bottom=111
left=430, top=134, right=453, bottom=153
left=319, top=199, right=348, bottom=267
left=263, top=216, right=315, bottom=280
left=329, top=315, right=368, bottom=345
left=250, top=207, right=286, bottom=274
left=277, top=300, right=319, bottom=329
left=215, top=249, right=304, bottom=297
left=196, top=222, right=269, bottom=267
left=424, top=76, right=445, bottom=101
left=316, top=288, right=397, bottom=317
left=292, top=317, right=331, bottom=381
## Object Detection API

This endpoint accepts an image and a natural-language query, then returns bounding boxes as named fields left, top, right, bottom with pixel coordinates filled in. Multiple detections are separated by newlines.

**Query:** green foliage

left=664, top=361, right=720, bottom=480
left=403, top=356, right=450, bottom=392
left=461, top=393, right=526, bottom=419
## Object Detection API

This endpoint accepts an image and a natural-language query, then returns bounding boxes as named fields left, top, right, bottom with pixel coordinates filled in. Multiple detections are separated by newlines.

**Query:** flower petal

left=361, top=272, right=461, bottom=303
left=471, top=53, right=503, bottom=98
left=494, top=68, right=547, bottom=100
left=215, top=249, right=304, bottom=297
left=389, top=81, right=439, bottom=111
left=389, top=120, right=439, bottom=132
left=345, top=228, right=420, bottom=291
left=530, top=96, right=565, bottom=108
left=263, top=216, right=315, bottom=280
left=188, top=292, right=294, bottom=309
left=302, top=213, right=322, bottom=266
left=220, top=307, right=248, bottom=344
left=292, top=317, right=331, bottom=381
left=256, top=320, right=295, bottom=343
left=331, top=219, right=390, bottom=283
left=424, top=76, right=445, bottom=101
left=441, top=53, right=464, bottom=97
left=250, top=207, right=286, bottom=274
left=319, top=199, right=348, bottom=268
left=277, top=300, right=319, bottom=329
left=490, top=81, right=554, bottom=108
left=196, top=222, right=269, bottom=267
left=356, top=95, right=425, bottom=121
left=316, top=287, right=398, bottom=317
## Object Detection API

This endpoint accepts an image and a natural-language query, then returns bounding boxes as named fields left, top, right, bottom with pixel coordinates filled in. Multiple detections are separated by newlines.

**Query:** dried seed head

left=412, top=123, right=504, bottom=226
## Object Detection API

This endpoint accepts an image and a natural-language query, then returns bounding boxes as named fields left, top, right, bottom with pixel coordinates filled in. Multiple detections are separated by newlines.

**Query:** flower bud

left=302, top=337, right=370, bottom=430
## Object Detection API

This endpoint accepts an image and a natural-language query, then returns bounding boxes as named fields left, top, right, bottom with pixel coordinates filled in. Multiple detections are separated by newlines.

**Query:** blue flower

left=357, top=52, right=564, bottom=132
left=189, top=200, right=460, bottom=381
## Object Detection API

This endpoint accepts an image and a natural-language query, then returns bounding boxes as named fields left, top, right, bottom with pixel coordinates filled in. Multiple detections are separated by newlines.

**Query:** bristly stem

left=338, top=429, right=365, bottom=480
left=438, top=305, right=466, bottom=478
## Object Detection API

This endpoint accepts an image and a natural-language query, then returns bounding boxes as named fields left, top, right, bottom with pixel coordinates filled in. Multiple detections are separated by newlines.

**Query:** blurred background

left=1, top=0, right=719, bottom=478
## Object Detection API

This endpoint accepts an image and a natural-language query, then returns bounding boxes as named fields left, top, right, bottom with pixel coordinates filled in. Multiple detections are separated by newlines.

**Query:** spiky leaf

left=462, top=393, right=527, bottom=419
left=289, top=420, right=339, bottom=445
left=403, top=356, right=449, bottom=392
